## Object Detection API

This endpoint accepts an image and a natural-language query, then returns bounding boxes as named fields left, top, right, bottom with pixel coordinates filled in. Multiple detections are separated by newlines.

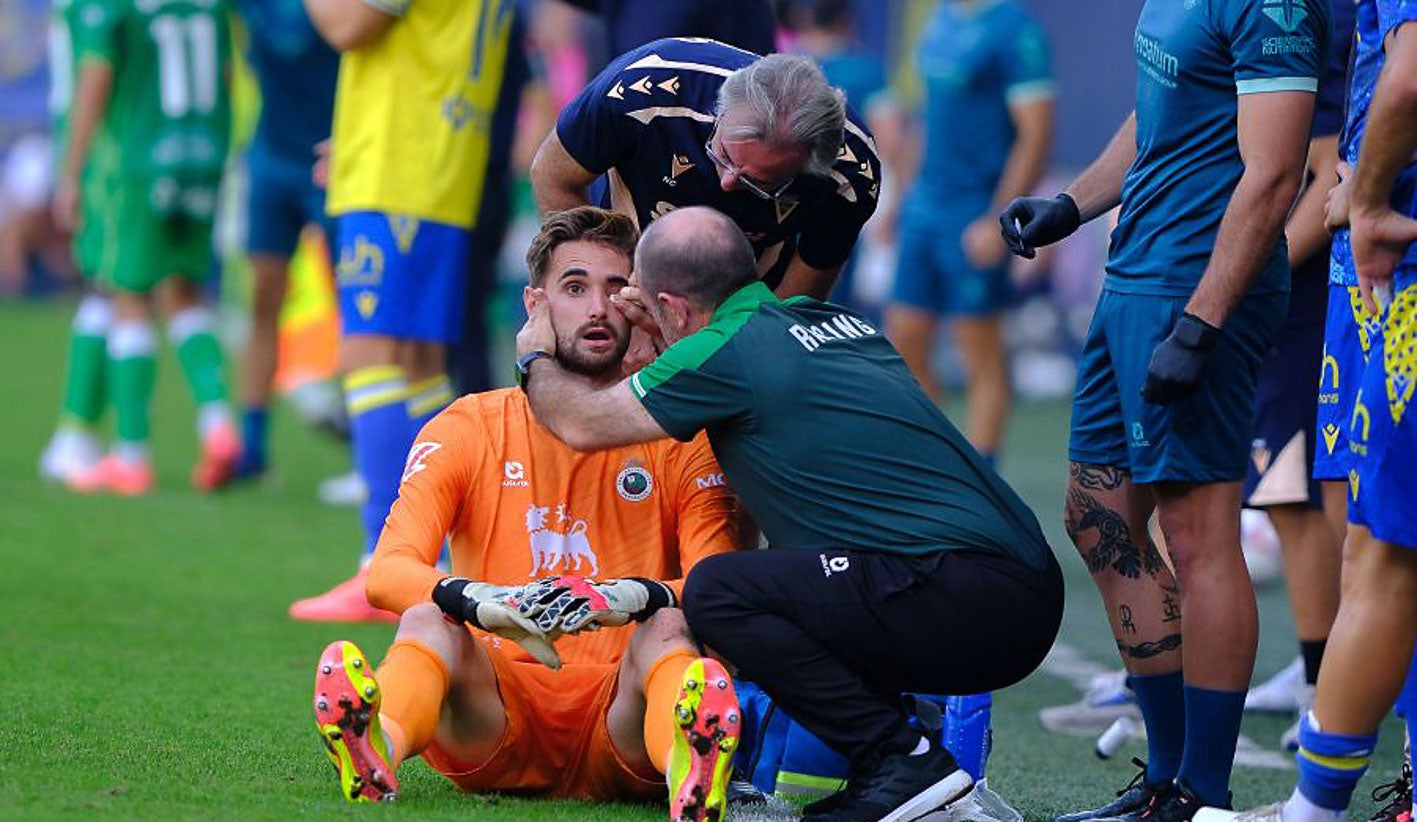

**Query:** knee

left=624, top=608, right=694, bottom=670
left=681, top=555, right=736, bottom=640
left=394, top=603, right=469, bottom=671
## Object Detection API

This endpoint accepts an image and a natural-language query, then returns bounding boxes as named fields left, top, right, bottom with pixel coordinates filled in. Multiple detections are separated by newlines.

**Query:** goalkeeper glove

left=1141, top=313, right=1220, bottom=404
left=999, top=193, right=1082, bottom=259
left=517, top=576, right=677, bottom=634
left=432, top=577, right=563, bottom=669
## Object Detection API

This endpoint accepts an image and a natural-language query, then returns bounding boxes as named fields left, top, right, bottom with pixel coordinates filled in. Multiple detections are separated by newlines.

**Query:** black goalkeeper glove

left=1141, top=313, right=1221, bottom=404
left=999, top=193, right=1082, bottom=259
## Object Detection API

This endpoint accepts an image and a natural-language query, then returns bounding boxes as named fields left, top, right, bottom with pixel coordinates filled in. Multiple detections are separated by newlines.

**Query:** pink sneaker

left=67, top=455, right=154, bottom=496
left=314, top=640, right=399, bottom=803
left=668, top=658, right=741, bottom=822
left=192, top=422, right=241, bottom=491
left=289, top=569, right=399, bottom=623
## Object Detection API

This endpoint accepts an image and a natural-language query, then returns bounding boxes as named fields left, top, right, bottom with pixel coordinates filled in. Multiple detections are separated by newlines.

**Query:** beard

left=556, top=321, right=631, bottom=378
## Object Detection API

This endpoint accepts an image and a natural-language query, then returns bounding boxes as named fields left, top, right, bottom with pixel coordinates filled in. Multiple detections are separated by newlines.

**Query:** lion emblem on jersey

left=525, top=504, right=600, bottom=577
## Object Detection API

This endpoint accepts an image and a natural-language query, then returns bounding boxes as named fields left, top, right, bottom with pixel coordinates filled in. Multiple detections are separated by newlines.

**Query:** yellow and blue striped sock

left=345, top=366, right=413, bottom=558
left=1296, top=711, right=1377, bottom=812
left=406, top=375, right=455, bottom=436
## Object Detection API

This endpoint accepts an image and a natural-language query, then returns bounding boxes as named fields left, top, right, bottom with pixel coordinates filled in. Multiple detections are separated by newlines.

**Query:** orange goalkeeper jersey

left=366, top=388, right=739, bottom=667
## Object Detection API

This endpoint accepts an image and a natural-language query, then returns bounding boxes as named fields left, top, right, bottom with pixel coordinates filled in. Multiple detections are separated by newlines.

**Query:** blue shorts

left=1244, top=255, right=1327, bottom=508
left=1349, top=276, right=1417, bottom=548
left=1314, top=282, right=1381, bottom=482
left=246, top=149, right=334, bottom=257
left=893, top=215, right=1012, bottom=317
left=1069, top=289, right=1285, bottom=483
left=335, top=212, right=471, bottom=343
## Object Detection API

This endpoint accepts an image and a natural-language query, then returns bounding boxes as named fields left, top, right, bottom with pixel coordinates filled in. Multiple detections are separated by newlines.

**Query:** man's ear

left=656, top=292, right=690, bottom=335
left=522, top=284, right=537, bottom=315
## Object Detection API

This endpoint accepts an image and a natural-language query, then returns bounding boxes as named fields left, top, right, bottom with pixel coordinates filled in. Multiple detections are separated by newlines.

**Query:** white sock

left=1283, top=787, right=1343, bottom=822
left=197, top=402, right=232, bottom=439
left=113, top=440, right=150, bottom=466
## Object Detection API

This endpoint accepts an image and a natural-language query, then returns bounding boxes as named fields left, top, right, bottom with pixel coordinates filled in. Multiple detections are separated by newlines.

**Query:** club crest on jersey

left=616, top=464, right=654, bottom=502
left=526, top=503, right=599, bottom=577
left=664, top=154, right=694, bottom=185
left=402, top=442, right=442, bottom=482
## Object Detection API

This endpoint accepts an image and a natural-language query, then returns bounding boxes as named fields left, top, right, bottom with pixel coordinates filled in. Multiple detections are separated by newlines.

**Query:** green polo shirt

left=630, top=281, right=1052, bottom=568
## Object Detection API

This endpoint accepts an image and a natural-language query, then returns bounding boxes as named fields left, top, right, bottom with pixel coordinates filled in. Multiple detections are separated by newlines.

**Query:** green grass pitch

left=0, top=299, right=1404, bottom=820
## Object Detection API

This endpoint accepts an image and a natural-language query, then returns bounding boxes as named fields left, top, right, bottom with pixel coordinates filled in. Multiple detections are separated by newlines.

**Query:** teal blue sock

left=1130, top=671, right=1185, bottom=784
left=1177, top=685, right=1246, bottom=806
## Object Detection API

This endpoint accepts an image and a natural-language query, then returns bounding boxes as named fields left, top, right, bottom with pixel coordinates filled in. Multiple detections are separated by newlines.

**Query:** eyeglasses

left=704, top=126, right=796, bottom=202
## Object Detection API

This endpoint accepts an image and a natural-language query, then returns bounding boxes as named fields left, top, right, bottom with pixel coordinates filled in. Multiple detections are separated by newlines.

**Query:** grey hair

left=715, top=53, right=846, bottom=177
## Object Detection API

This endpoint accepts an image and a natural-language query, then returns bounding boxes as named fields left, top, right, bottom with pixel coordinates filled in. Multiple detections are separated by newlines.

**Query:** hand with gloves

left=432, top=577, right=563, bottom=669
left=515, top=575, right=678, bottom=633
left=1142, top=313, right=1221, bottom=404
left=999, top=193, right=1082, bottom=259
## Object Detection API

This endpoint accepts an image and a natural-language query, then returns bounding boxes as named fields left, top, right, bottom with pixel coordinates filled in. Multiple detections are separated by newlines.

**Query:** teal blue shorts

left=1068, top=289, right=1285, bottom=483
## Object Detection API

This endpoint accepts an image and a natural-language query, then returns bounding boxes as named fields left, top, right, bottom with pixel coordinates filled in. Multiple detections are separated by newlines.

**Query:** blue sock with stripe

left=1177, top=684, right=1246, bottom=806
left=1396, top=646, right=1417, bottom=718
left=1296, top=711, right=1377, bottom=811
left=345, top=365, right=413, bottom=559
left=1129, top=671, right=1185, bottom=784
left=406, top=374, right=455, bottom=436
left=239, top=406, right=268, bottom=475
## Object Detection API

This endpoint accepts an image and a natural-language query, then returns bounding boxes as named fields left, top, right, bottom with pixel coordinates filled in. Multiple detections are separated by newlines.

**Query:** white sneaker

left=917, top=779, right=1024, bottom=822
left=1194, top=802, right=1286, bottom=822
left=1039, top=669, right=1140, bottom=735
left=1246, top=657, right=1305, bottom=713
left=39, top=429, right=102, bottom=483
left=318, top=470, right=367, bottom=507
left=1280, top=685, right=1316, bottom=752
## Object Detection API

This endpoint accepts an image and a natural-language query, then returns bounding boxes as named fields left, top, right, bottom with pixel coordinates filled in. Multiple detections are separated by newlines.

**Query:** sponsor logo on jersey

left=1322, top=423, right=1341, bottom=455
left=1135, top=32, right=1179, bottom=89
left=337, top=234, right=385, bottom=287
left=525, top=503, right=599, bottom=577
left=663, top=154, right=694, bottom=186
left=617, top=464, right=654, bottom=501
left=695, top=473, right=726, bottom=489
left=1131, top=422, right=1151, bottom=448
left=1349, top=394, right=1371, bottom=459
left=1262, top=0, right=1309, bottom=34
left=503, top=460, right=527, bottom=487
left=402, top=442, right=442, bottom=482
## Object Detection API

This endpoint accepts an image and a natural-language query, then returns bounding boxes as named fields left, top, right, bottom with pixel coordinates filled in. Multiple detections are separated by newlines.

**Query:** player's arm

left=1000, top=112, right=1134, bottom=259
left=365, top=413, right=474, bottom=614
left=53, top=59, right=113, bottom=233
left=302, top=0, right=398, bottom=52
left=529, top=131, right=598, bottom=214
left=1349, top=21, right=1417, bottom=310
left=1286, top=133, right=1341, bottom=268
left=784, top=127, right=884, bottom=299
left=1184, top=90, right=1315, bottom=326
left=664, top=436, right=741, bottom=601
left=774, top=257, right=841, bottom=301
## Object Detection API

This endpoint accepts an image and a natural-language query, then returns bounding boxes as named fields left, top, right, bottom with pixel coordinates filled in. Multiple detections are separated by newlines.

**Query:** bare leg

left=1064, top=462, right=1180, bottom=675
left=1268, top=504, right=1341, bottom=646
left=606, top=608, right=699, bottom=774
left=1154, top=481, right=1255, bottom=690
left=241, top=253, right=290, bottom=408
left=885, top=305, right=941, bottom=402
left=1312, top=526, right=1417, bottom=734
left=1320, top=480, right=1348, bottom=549
left=951, top=315, right=1010, bottom=456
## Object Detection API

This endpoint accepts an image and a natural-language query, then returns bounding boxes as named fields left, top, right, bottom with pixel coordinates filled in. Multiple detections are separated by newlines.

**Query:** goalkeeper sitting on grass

left=311, top=207, right=741, bottom=822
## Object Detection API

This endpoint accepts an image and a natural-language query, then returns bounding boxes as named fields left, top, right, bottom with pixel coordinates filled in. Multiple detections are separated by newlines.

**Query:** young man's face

left=543, top=239, right=633, bottom=377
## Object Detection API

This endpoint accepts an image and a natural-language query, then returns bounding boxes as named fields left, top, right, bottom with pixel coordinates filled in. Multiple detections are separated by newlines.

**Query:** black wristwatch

left=515, top=350, right=554, bottom=391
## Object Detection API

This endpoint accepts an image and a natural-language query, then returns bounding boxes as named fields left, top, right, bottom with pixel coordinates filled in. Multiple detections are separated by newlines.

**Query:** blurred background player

left=1197, top=8, right=1417, bottom=822
left=530, top=38, right=880, bottom=301
left=312, top=207, right=742, bottom=820
left=38, top=0, right=113, bottom=484
left=231, top=0, right=340, bottom=481
left=886, top=0, right=1055, bottom=466
left=1239, top=0, right=1354, bottom=751
left=291, top=0, right=516, bottom=621
left=551, top=0, right=775, bottom=57
left=1002, top=0, right=1329, bottom=817
left=58, top=0, right=239, bottom=496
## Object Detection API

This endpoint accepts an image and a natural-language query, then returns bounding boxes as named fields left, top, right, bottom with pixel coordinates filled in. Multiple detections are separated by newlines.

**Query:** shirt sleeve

left=554, top=47, right=651, bottom=175
left=1311, top=0, right=1354, bottom=137
left=70, top=0, right=120, bottom=64
left=630, top=327, right=755, bottom=442
left=355, top=0, right=411, bottom=18
left=1379, top=1, right=1417, bottom=38
left=658, top=433, right=740, bottom=600
left=794, top=114, right=882, bottom=270
left=1222, top=0, right=1329, bottom=95
left=1004, top=15, right=1056, bottom=104
left=365, top=407, right=477, bottom=614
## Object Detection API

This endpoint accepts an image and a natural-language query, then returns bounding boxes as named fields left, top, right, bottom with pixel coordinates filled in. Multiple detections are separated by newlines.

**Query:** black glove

left=1142, top=313, right=1221, bottom=404
left=999, top=193, right=1082, bottom=259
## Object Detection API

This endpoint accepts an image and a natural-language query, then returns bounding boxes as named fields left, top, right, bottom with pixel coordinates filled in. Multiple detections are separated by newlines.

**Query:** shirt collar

left=710, top=280, right=777, bottom=325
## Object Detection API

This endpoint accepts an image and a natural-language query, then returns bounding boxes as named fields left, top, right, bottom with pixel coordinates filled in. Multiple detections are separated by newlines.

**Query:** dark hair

left=637, top=208, right=759, bottom=311
left=525, top=206, right=639, bottom=286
